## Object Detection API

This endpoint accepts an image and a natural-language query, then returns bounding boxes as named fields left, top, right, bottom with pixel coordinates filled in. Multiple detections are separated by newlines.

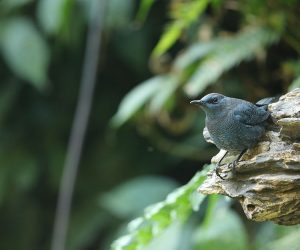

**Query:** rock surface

left=198, top=88, right=300, bottom=225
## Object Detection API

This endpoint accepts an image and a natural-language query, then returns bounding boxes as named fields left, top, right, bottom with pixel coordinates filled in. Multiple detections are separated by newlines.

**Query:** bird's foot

left=215, top=164, right=226, bottom=180
left=228, top=160, right=238, bottom=175
left=215, top=160, right=239, bottom=180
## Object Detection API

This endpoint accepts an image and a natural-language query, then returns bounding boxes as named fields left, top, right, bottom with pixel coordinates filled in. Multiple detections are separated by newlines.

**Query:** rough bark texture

left=198, top=88, right=300, bottom=225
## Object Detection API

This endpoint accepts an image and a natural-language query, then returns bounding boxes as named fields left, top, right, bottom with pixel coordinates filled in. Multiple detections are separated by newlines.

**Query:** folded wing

left=233, top=102, right=270, bottom=126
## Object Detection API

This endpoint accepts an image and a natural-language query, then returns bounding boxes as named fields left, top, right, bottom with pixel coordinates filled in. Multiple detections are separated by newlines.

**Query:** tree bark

left=198, top=88, right=300, bottom=225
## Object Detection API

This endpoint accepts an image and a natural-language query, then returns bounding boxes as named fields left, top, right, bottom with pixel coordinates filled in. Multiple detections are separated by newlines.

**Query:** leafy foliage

left=0, top=17, right=49, bottom=88
left=111, top=168, right=210, bottom=250
left=136, top=0, right=156, bottom=23
left=0, top=0, right=299, bottom=250
left=113, top=27, right=279, bottom=125
left=37, top=0, right=71, bottom=35
left=109, top=0, right=300, bottom=250
left=111, top=76, right=164, bottom=127
left=152, top=0, right=209, bottom=57
left=184, top=27, right=279, bottom=97
left=111, top=75, right=179, bottom=127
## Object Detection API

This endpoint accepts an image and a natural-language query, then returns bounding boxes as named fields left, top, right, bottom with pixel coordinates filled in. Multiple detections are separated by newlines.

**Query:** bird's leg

left=218, top=150, right=228, bottom=166
left=228, top=149, right=247, bottom=174
left=215, top=151, right=228, bottom=180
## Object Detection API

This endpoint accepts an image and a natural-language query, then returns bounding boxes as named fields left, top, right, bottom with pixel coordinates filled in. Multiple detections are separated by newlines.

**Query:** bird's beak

left=190, top=100, right=204, bottom=106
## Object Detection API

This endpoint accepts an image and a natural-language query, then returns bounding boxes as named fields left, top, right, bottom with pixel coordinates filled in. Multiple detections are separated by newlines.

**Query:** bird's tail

left=255, top=96, right=279, bottom=109
left=256, top=96, right=280, bottom=124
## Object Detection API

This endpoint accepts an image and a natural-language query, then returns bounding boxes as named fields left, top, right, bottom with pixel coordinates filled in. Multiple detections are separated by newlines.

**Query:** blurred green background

left=0, top=0, right=300, bottom=250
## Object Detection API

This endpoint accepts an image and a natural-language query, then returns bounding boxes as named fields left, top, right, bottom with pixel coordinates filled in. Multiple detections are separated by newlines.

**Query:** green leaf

left=143, top=222, right=183, bottom=250
left=136, top=0, right=156, bottom=23
left=184, top=27, right=279, bottom=97
left=152, top=21, right=184, bottom=57
left=148, top=75, right=180, bottom=114
left=111, top=76, right=164, bottom=127
left=112, top=74, right=180, bottom=126
left=175, top=0, right=209, bottom=23
left=100, top=176, right=178, bottom=218
left=173, top=42, right=217, bottom=70
left=0, top=17, right=50, bottom=89
left=37, top=0, right=70, bottom=35
left=111, top=166, right=211, bottom=250
left=152, top=0, right=209, bottom=57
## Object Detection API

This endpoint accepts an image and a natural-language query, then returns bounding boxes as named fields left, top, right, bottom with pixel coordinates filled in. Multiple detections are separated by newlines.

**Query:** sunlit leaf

left=111, top=76, right=165, bottom=127
left=111, top=166, right=211, bottom=250
left=184, top=27, right=279, bottom=97
left=136, top=0, right=156, bottom=23
left=152, top=21, right=184, bottom=57
left=174, top=0, right=209, bottom=23
left=152, top=0, right=209, bottom=57
left=143, top=222, right=183, bottom=250
left=0, top=17, right=50, bottom=88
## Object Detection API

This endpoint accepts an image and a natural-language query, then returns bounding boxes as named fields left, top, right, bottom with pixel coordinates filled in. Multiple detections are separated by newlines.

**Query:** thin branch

left=51, top=2, right=106, bottom=250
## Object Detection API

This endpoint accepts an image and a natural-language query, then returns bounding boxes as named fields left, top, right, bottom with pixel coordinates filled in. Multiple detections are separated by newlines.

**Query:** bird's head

left=190, top=93, right=226, bottom=115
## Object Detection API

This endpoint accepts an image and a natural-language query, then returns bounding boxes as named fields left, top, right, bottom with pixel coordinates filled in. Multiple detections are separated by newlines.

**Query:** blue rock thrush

left=190, top=93, right=272, bottom=179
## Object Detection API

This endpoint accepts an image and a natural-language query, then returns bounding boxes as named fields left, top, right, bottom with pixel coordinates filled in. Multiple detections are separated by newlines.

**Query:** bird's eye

left=211, top=97, right=218, bottom=104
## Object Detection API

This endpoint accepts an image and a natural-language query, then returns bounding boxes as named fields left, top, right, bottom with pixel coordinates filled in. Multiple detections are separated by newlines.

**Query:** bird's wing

left=233, top=101, right=270, bottom=126
left=255, top=96, right=279, bottom=110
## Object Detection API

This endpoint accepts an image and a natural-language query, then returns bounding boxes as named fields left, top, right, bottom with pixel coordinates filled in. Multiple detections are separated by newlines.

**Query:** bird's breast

left=206, top=113, right=255, bottom=151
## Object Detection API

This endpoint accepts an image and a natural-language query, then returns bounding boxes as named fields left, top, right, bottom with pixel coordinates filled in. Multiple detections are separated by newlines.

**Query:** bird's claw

left=228, top=160, right=238, bottom=174
left=215, top=160, right=239, bottom=180
left=215, top=164, right=226, bottom=180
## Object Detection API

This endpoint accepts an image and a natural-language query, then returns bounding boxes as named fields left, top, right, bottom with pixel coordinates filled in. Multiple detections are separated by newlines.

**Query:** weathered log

left=198, top=88, right=300, bottom=225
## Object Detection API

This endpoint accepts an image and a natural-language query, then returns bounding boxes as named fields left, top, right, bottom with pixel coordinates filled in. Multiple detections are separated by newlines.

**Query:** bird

left=190, top=93, right=273, bottom=179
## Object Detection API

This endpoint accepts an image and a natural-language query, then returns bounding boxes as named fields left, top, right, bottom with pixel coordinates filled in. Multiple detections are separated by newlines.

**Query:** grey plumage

left=190, top=93, right=272, bottom=178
